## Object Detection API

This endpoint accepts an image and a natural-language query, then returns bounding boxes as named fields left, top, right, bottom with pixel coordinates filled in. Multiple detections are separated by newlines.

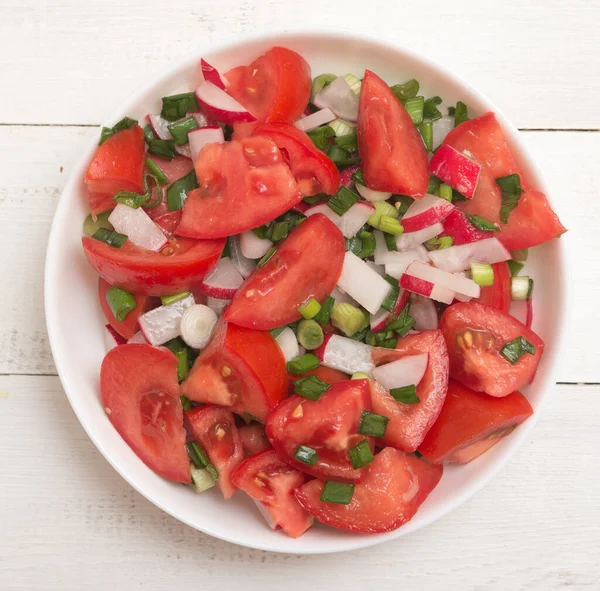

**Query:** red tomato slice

left=266, top=379, right=374, bottom=483
left=225, top=214, right=345, bottom=330
left=443, top=113, right=566, bottom=249
left=181, top=322, right=287, bottom=423
left=358, top=70, right=429, bottom=197
left=145, top=156, right=195, bottom=220
left=176, top=136, right=302, bottom=239
left=152, top=211, right=182, bottom=236
left=295, top=448, right=443, bottom=533
left=440, top=302, right=544, bottom=397
left=82, top=235, right=224, bottom=296
left=231, top=449, right=313, bottom=538
left=238, top=423, right=271, bottom=457
left=418, top=380, right=533, bottom=463
left=253, top=122, right=340, bottom=196
left=287, top=366, right=349, bottom=393
left=98, top=278, right=157, bottom=340
left=225, top=47, right=311, bottom=124
left=475, top=262, right=511, bottom=312
left=85, top=127, right=146, bottom=215
left=370, top=330, right=449, bottom=452
left=185, top=406, right=244, bottom=499
left=100, top=344, right=190, bottom=483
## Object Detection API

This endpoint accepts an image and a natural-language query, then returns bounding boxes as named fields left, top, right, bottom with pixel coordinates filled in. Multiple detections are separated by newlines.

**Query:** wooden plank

left=0, top=0, right=599, bottom=129
left=0, top=375, right=598, bottom=589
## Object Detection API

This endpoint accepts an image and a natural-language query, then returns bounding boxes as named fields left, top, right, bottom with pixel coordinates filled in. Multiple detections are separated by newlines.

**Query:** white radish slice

left=175, top=144, right=191, bottom=159
left=127, top=331, right=147, bottom=344
left=206, top=297, right=230, bottom=316
left=433, top=116, right=454, bottom=150
left=195, top=81, right=257, bottom=124
left=401, top=193, right=455, bottom=233
left=189, top=126, right=224, bottom=164
left=147, top=114, right=172, bottom=140
left=365, top=260, right=385, bottom=277
left=240, top=230, right=273, bottom=259
left=305, top=202, right=374, bottom=239
left=402, top=261, right=480, bottom=299
left=190, top=111, right=209, bottom=127
left=410, top=295, right=439, bottom=330
left=180, top=304, right=218, bottom=349
left=396, top=222, right=444, bottom=252
left=454, top=292, right=472, bottom=302
left=370, top=309, right=390, bottom=332
left=356, top=183, right=392, bottom=202
left=319, top=335, right=374, bottom=374
left=199, top=257, right=244, bottom=299
left=385, top=247, right=430, bottom=279
left=337, top=251, right=392, bottom=314
left=200, top=58, right=228, bottom=90
left=108, top=204, right=168, bottom=252
left=313, top=77, right=359, bottom=122
left=331, top=286, right=360, bottom=307
left=428, top=238, right=511, bottom=273
left=372, top=354, right=429, bottom=390
left=275, top=327, right=300, bottom=362
left=104, top=325, right=126, bottom=352
left=294, top=108, right=336, bottom=132
left=229, top=235, right=256, bottom=279
left=138, top=294, right=195, bottom=346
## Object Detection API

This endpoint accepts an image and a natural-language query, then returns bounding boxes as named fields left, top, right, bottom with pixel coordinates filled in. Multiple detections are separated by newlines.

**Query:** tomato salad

left=82, top=47, right=565, bottom=538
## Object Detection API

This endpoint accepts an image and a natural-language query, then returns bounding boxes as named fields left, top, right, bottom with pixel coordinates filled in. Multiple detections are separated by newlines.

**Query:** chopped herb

left=92, top=228, right=127, bottom=248
left=358, top=411, right=389, bottom=438
left=390, top=79, right=420, bottom=101
left=148, top=139, right=178, bottom=160
left=454, top=101, right=469, bottom=126
left=294, top=445, right=319, bottom=466
left=466, top=213, right=500, bottom=232
left=496, top=174, right=524, bottom=224
left=167, top=170, right=199, bottom=211
left=307, top=125, right=335, bottom=150
left=390, top=384, right=420, bottom=404
left=500, top=336, right=537, bottom=365
left=287, top=354, right=320, bottom=375
left=423, top=96, right=443, bottom=121
left=349, top=440, right=374, bottom=469
left=293, top=375, right=331, bottom=400
left=160, top=92, right=199, bottom=122
left=328, top=186, right=359, bottom=216
left=99, top=117, right=138, bottom=146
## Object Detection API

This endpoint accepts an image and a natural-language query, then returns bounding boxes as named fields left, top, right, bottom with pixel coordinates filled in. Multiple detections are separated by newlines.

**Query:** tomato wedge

left=475, top=262, right=511, bottom=312
left=85, top=126, right=146, bottom=215
left=287, top=366, right=349, bottom=393
left=440, top=302, right=544, bottom=397
left=254, top=122, right=340, bottom=196
left=231, top=449, right=313, bottom=538
left=370, top=330, right=449, bottom=452
left=443, top=113, right=566, bottom=250
left=144, top=156, right=195, bottom=220
left=266, top=379, right=374, bottom=483
left=176, top=136, right=302, bottom=239
left=82, top=235, right=224, bottom=296
left=238, top=423, right=271, bottom=457
left=295, top=448, right=443, bottom=533
left=358, top=70, right=429, bottom=197
left=185, top=406, right=244, bottom=499
left=418, top=380, right=533, bottom=463
left=225, top=214, right=345, bottom=330
left=181, top=322, right=287, bottom=422
left=100, top=344, right=190, bottom=483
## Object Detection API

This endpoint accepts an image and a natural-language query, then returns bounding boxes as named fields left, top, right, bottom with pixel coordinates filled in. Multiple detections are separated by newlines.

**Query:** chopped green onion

left=187, top=441, right=218, bottom=480
left=180, top=395, right=192, bottom=411
left=258, top=247, right=277, bottom=268
left=144, top=124, right=158, bottom=145
left=507, top=260, right=525, bottom=277
left=331, top=302, right=369, bottom=337
left=511, top=276, right=534, bottom=300
left=190, top=465, right=216, bottom=492
left=471, top=262, right=495, bottom=286
left=439, top=183, right=453, bottom=202
left=160, top=292, right=190, bottom=306
left=113, top=190, right=149, bottom=209
left=167, top=170, right=199, bottom=211
left=343, top=73, right=362, bottom=95
left=368, top=200, right=399, bottom=228
left=500, top=336, right=536, bottom=365
left=390, top=384, right=420, bottom=404
left=167, top=116, right=199, bottom=145
left=297, top=319, right=324, bottom=350
left=327, top=144, right=352, bottom=164
left=294, top=445, right=319, bottom=466
left=106, top=286, right=136, bottom=322
left=83, top=211, right=114, bottom=236
left=329, top=118, right=356, bottom=137
left=99, top=117, right=138, bottom=146
left=453, top=101, right=469, bottom=126
left=148, top=139, right=178, bottom=160
left=395, top=195, right=414, bottom=216
left=384, top=232, right=398, bottom=251
left=298, top=297, right=321, bottom=320
left=221, top=238, right=232, bottom=259
left=351, top=372, right=371, bottom=380
left=164, top=337, right=189, bottom=382
left=391, top=79, right=420, bottom=101
left=423, top=96, right=443, bottom=121
left=314, top=296, right=335, bottom=325
left=496, top=174, right=524, bottom=224
left=357, top=231, right=376, bottom=258
left=358, top=410, right=389, bottom=438
left=252, top=224, right=271, bottom=240
left=404, top=96, right=425, bottom=125
left=270, top=326, right=287, bottom=339
left=92, top=228, right=128, bottom=248
left=349, top=327, right=369, bottom=342
left=334, top=132, right=358, bottom=153
left=328, top=186, right=359, bottom=216
left=418, top=121, right=433, bottom=151
left=511, top=248, right=529, bottom=262
left=349, top=439, right=374, bottom=469
left=425, top=236, right=454, bottom=250
left=427, top=176, right=441, bottom=195
left=379, top=215, right=404, bottom=235
left=145, top=158, right=169, bottom=185
left=271, top=221, right=289, bottom=243
left=381, top=274, right=400, bottom=313
left=293, top=375, right=330, bottom=400
left=160, top=92, right=199, bottom=122
left=287, top=354, right=320, bottom=375
left=351, top=168, right=365, bottom=185
left=307, top=125, right=335, bottom=151
left=466, top=213, right=500, bottom=232
left=386, top=302, right=415, bottom=337
left=311, top=73, right=337, bottom=101
left=321, top=481, right=355, bottom=504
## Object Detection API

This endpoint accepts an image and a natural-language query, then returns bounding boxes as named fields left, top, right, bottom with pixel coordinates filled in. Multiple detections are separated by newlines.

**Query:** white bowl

left=45, top=29, right=569, bottom=554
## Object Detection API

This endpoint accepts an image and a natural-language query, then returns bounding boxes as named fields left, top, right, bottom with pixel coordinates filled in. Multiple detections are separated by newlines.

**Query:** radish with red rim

left=200, top=58, right=228, bottom=90
left=189, top=126, right=224, bottom=164
left=305, top=202, right=375, bottom=239
left=401, top=193, right=455, bottom=233
left=428, top=238, right=511, bottom=273
left=401, top=261, right=480, bottom=302
left=195, top=81, right=257, bottom=124
left=198, top=257, right=244, bottom=299
left=428, top=145, right=481, bottom=200
left=371, top=353, right=429, bottom=390
left=104, top=324, right=126, bottom=352
left=396, top=222, right=444, bottom=252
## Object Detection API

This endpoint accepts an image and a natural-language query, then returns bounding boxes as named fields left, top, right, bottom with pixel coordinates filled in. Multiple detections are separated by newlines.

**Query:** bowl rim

left=44, top=26, right=571, bottom=554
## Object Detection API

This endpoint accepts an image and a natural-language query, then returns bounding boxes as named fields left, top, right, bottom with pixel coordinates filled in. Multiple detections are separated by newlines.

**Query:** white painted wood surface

left=1, top=1, right=599, bottom=589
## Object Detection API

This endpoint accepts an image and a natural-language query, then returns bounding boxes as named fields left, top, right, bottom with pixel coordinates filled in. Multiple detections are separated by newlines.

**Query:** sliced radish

left=199, top=257, right=244, bottom=299
left=104, top=324, right=126, bottom=352
left=432, top=116, right=455, bottom=150
left=356, top=183, right=393, bottom=202
left=127, top=331, right=147, bottom=344
left=365, top=260, right=385, bottom=277
left=200, top=58, right=228, bottom=90
left=372, top=354, right=429, bottom=390
left=454, top=292, right=473, bottom=303
left=147, top=114, right=171, bottom=140
left=180, top=304, right=218, bottom=349
left=305, top=202, right=374, bottom=239
left=229, top=235, right=256, bottom=279
left=402, top=261, right=480, bottom=300
left=394, top=288, right=411, bottom=315
left=337, top=251, right=393, bottom=314
left=138, top=294, right=195, bottom=346
left=401, top=193, right=455, bottom=233
left=190, top=111, right=209, bottom=128
left=428, top=145, right=481, bottom=199
left=410, top=295, right=439, bottom=330
left=312, top=77, right=359, bottom=122
left=370, top=309, right=390, bottom=332
left=331, top=286, right=360, bottom=307
left=189, top=126, right=224, bottom=164
left=294, top=108, right=336, bottom=132
left=382, top=247, right=430, bottom=279
left=206, top=296, right=230, bottom=316
left=240, top=230, right=273, bottom=259
left=318, top=335, right=374, bottom=374
left=396, top=222, right=443, bottom=252
left=175, top=144, right=192, bottom=159
left=428, top=237, right=511, bottom=273
left=108, top=203, right=168, bottom=252
left=275, top=327, right=300, bottom=362
left=441, top=209, right=495, bottom=245
left=195, top=81, right=256, bottom=124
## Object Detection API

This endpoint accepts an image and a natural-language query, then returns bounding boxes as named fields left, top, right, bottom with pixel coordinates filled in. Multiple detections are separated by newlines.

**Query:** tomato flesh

left=181, top=322, right=287, bottom=422
left=295, top=448, right=443, bottom=533
left=100, top=344, right=190, bottom=483
left=440, top=302, right=544, bottom=397
left=475, top=262, right=511, bottom=312
left=144, top=156, right=195, bottom=220
left=370, top=330, right=449, bottom=452
left=238, top=423, right=271, bottom=457
left=225, top=214, right=345, bottom=330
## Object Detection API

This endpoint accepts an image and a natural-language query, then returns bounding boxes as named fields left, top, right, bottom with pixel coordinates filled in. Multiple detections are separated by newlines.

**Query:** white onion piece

left=356, top=183, right=393, bottom=202
left=401, top=262, right=455, bottom=304
left=127, top=331, right=147, bottom=344
left=305, top=202, right=374, bottom=239
left=313, top=77, right=359, bottom=122
left=294, top=108, right=336, bottom=132
left=229, top=235, right=256, bottom=278
left=410, top=295, right=439, bottom=330
left=320, top=335, right=374, bottom=374
left=189, top=126, right=224, bottom=164
left=200, top=257, right=244, bottom=299
left=432, top=116, right=455, bottom=150
left=108, top=204, right=168, bottom=252
left=240, top=230, right=273, bottom=259
left=138, top=294, right=195, bottom=346
left=372, top=354, right=429, bottom=390
left=104, top=325, right=125, bottom=352
left=401, top=193, right=455, bottom=233
left=180, top=304, right=218, bottom=349
left=396, top=222, right=444, bottom=252
left=147, top=114, right=172, bottom=140
left=403, top=261, right=480, bottom=298
left=331, top=286, right=360, bottom=307
left=206, top=297, right=230, bottom=316
left=370, top=309, right=390, bottom=332
left=275, top=327, right=300, bottom=362
left=428, top=238, right=511, bottom=273
left=195, top=81, right=256, bottom=124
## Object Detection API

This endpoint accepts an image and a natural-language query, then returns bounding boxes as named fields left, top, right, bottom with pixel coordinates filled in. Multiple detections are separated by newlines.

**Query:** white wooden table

left=1, top=1, right=599, bottom=589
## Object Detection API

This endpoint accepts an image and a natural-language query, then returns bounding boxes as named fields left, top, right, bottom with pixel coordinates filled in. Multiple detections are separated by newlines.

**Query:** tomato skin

left=100, top=344, right=190, bottom=483
left=266, top=379, right=374, bottom=483
left=82, top=235, right=224, bottom=296
left=181, top=322, right=287, bottom=423
left=371, top=330, right=449, bottom=452
left=287, top=366, right=349, bottom=393
left=185, top=406, right=244, bottom=499
left=85, top=127, right=146, bottom=215
left=238, top=423, right=271, bottom=457
left=295, top=448, right=443, bottom=533
left=443, top=113, right=566, bottom=250
left=231, top=449, right=313, bottom=538
left=358, top=70, right=429, bottom=197
left=440, top=302, right=545, bottom=397
left=254, top=122, right=340, bottom=196
left=225, top=214, right=345, bottom=330
left=475, top=262, right=511, bottom=312
left=418, top=380, right=533, bottom=463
